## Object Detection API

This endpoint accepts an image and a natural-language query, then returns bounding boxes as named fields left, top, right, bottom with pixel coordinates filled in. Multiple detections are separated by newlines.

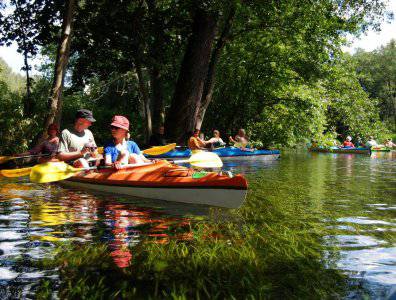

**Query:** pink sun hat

left=110, top=115, right=130, bottom=131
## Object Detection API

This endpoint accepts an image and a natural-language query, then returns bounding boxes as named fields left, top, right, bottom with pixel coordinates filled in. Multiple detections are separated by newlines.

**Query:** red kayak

left=61, top=161, right=248, bottom=208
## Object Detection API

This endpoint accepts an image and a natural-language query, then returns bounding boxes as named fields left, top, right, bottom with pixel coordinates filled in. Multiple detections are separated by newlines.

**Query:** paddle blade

left=0, top=167, right=32, bottom=178
left=188, top=152, right=223, bottom=168
left=30, top=162, right=82, bottom=183
left=142, top=143, right=177, bottom=156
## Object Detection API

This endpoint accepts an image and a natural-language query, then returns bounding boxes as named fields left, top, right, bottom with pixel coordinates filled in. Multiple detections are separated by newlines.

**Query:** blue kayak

left=145, top=147, right=281, bottom=161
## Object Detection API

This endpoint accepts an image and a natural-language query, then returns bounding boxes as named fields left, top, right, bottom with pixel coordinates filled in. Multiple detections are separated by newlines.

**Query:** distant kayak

left=371, top=146, right=391, bottom=152
left=144, top=147, right=281, bottom=161
left=309, top=147, right=371, bottom=154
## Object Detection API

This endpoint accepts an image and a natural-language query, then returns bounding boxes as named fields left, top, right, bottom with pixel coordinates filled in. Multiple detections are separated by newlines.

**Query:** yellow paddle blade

left=188, top=152, right=223, bottom=168
left=30, top=162, right=83, bottom=183
left=0, top=167, right=32, bottom=178
left=97, top=147, right=104, bottom=154
left=0, top=156, right=15, bottom=164
left=142, top=143, right=177, bottom=156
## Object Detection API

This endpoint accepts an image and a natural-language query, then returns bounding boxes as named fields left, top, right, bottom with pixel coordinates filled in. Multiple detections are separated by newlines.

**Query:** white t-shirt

left=58, top=128, right=97, bottom=153
left=366, top=140, right=378, bottom=147
left=208, top=137, right=225, bottom=144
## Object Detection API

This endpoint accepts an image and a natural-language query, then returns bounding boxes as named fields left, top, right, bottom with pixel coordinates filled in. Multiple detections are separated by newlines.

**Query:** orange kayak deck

left=68, top=161, right=248, bottom=190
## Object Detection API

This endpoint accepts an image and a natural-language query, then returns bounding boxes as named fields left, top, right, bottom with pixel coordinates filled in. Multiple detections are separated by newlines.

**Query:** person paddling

left=384, top=138, right=396, bottom=148
left=57, top=109, right=101, bottom=167
left=365, top=136, right=378, bottom=148
left=17, top=123, right=60, bottom=163
left=207, top=130, right=226, bottom=148
left=229, top=129, right=249, bottom=147
left=188, top=129, right=212, bottom=151
left=104, top=115, right=151, bottom=169
left=342, top=136, right=355, bottom=148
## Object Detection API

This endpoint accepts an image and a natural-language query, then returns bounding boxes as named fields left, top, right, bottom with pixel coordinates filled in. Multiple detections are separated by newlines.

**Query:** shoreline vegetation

left=0, top=1, right=395, bottom=154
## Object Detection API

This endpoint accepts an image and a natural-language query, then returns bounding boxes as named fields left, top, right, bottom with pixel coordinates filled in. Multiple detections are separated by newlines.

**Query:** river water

left=0, top=151, right=395, bottom=298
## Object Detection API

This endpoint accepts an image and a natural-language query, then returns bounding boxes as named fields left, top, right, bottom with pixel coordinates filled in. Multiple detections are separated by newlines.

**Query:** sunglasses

left=110, top=125, right=122, bottom=130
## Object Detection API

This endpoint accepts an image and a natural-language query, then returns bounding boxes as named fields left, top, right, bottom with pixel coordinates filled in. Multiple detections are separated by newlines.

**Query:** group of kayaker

left=342, top=136, right=396, bottom=149
left=16, top=109, right=150, bottom=170
left=311, top=135, right=396, bottom=150
left=188, top=128, right=251, bottom=151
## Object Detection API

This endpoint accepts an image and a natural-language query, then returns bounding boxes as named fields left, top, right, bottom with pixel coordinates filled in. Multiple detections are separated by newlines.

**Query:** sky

left=0, top=0, right=396, bottom=75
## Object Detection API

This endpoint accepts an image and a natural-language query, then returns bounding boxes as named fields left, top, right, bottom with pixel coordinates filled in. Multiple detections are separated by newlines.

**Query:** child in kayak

left=342, top=136, right=355, bottom=148
left=104, top=115, right=151, bottom=169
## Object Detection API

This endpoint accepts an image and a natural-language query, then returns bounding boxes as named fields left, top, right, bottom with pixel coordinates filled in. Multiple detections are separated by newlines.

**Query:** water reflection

left=0, top=180, right=195, bottom=297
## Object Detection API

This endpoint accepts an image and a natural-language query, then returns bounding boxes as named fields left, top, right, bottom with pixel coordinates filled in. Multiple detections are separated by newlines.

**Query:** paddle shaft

left=3, top=154, right=51, bottom=161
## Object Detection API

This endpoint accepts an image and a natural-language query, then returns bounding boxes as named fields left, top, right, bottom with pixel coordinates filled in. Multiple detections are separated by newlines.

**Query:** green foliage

left=0, top=57, right=25, bottom=91
left=0, top=0, right=391, bottom=150
left=352, top=40, right=396, bottom=132
left=247, top=84, right=326, bottom=148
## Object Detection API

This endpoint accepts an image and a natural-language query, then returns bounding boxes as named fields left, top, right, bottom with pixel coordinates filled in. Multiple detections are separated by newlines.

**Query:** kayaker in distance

left=229, top=129, right=249, bottom=147
left=104, top=115, right=152, bottom=169
left=384, top=138, right=396, bottom=148
left=365, top=136, right=378, bottom=148
left=342, top=136, right=355, bottom=148
left=229, top=129, right=254, bottom=151
left=57, top=109, right=101, bottom=168
left=188, top=129, right=213, bottom=150
left=148, top=125, right=167, bottom=146
left=207, top=130, right=226, bottom=148
left=17, top=123, right=60, bottom=163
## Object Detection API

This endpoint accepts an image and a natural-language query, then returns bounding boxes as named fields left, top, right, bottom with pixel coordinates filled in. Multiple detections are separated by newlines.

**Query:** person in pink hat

left=104, top=115, right=151, bottom=169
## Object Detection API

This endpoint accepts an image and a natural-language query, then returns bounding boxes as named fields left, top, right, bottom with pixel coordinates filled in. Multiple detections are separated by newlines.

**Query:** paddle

left=171, top=151, right=223, bottom=169
left=0, top=166, right=33, bottom=178
left=142, top=143, right=176, bottom=155
left=0, top=154, right=50, bottom=164
left=29, top=152, right=222, bottom=183
left=97, top=143, right=176, bottom=156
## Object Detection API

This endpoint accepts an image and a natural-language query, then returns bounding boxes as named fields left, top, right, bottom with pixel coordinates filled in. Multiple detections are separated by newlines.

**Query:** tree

left=0, top=0, right=40, bottom=116
left=353, top=40, right=396, bottom=131
left=38, top=0, right=76, bottom=144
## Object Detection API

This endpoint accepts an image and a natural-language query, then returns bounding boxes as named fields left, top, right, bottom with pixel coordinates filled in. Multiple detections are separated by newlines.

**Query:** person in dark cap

left=57, top=109, right=101, bottom=167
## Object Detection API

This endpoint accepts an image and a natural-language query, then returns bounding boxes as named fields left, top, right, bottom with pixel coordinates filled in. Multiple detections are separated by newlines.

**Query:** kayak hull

left=145, top=147, right=280, bottom=161
left=61, top=181, right=247, bottom=208
left=309, top=147, right=371, bottom=154
left=371, top=148, right=391, bottom=152
left=62, top=161, right=248, bottom=208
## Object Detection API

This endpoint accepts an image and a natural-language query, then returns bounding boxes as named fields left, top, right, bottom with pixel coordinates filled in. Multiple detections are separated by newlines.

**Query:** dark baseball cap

left=75, top=109, right=96, bottom=122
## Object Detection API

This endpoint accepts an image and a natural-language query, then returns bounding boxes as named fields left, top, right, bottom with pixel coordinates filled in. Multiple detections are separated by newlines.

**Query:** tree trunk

left=22, top=48, right=32, bottom=117
left=146, top=0, right=165, bottom=132
left=165, top=9, right=218, bottom=144
left=37, top=0, right=75, bottom=144
left=150, top=66, right=165, bottom=131
left=136, top=63, right=152, bottom=143
left=195, top=5, right=235, bottom=130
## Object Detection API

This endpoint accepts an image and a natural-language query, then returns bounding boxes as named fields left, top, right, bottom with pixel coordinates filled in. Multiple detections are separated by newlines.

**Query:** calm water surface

left=0, top=151, right=395, bottom=298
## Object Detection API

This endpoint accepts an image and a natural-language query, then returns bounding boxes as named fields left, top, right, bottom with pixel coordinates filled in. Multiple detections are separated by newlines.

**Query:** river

left=0, top=151, right=395, bottom=298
